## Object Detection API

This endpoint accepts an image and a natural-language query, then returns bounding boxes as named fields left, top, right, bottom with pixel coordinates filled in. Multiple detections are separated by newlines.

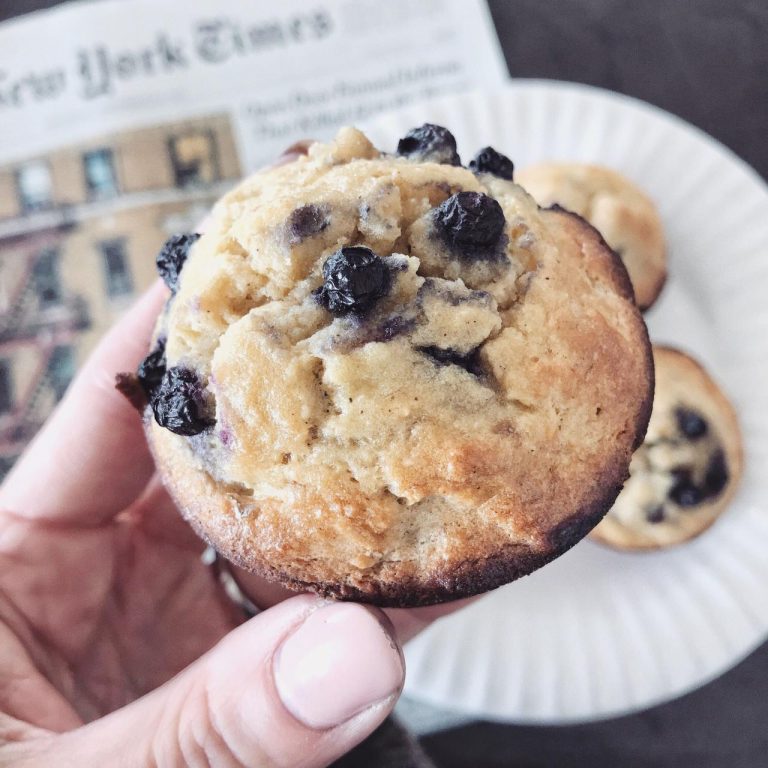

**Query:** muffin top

left=144, top=126, right=653, bottom=605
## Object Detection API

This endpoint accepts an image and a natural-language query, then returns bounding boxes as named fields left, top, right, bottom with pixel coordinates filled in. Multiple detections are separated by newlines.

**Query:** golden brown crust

left=545, top=206, right=654, bottom=451
left=148, top=405, right=637, bottom=607
left=591, top=345, right=743, bottom=551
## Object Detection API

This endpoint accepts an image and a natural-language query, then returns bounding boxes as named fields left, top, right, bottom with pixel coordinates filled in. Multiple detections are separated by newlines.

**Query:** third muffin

left=591, top=346, right=743, bottom=550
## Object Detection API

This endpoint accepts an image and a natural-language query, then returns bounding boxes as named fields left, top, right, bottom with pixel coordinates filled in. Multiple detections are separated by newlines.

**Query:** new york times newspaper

left=0, top=0, right=506, bottom=477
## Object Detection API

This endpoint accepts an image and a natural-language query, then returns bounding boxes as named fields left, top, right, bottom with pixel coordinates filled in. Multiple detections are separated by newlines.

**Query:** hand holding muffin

left=0, top=276, right=464, bottom=768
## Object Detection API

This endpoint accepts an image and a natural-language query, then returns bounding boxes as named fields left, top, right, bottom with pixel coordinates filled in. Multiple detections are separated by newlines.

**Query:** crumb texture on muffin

left=516, top=162, right=667, bottom=310
left=592, top=346, right=743, bottom=550
left=148, top=127, right=653, bottom=605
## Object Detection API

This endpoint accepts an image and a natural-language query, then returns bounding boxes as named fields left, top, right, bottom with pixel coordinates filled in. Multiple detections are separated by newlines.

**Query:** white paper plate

left=360, top=81, right=768, bottom=724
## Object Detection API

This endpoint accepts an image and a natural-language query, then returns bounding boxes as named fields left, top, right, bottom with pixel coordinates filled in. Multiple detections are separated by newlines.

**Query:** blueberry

left=434, top=191, right=506, bottom=257
left=156, top=233, right=200, bottom=293
left=703, top=449, right=729, bottom=498
left=288, top=204, right=328, bottom=243
left=137, top=339, right=166, bottom=399
left=316, top=246, right=390, bottom=316
left=646, top=505, right=666, bottom=524
left=668, top=468, right=703, bottom=507
left=397, top=124, right=461, bottom=166
left=136, top=339, right=165, bottom=400
left=468, top=147, right=514, bottom=180
left=151, top=366, right=214, bottom=436
left=675, top=407, right=708, bottom=440
left=419, top=345, right=482, bottom=376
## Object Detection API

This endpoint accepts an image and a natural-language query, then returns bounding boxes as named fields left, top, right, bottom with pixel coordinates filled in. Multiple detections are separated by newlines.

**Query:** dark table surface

left=3, top=1, right=767, bottom=766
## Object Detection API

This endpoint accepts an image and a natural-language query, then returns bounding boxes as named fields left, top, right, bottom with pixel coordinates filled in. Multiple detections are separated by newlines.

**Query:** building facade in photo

left=0, top=114, right=243, bottom=477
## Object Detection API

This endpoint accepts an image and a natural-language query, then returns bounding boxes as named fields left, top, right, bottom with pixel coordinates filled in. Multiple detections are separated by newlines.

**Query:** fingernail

left=280, top=139, right=313, bottom=157
left=274, top=603, right=404, bottom=730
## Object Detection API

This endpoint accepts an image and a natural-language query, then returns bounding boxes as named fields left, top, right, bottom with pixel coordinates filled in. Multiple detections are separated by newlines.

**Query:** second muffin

left=516, top=162, right=667, bottom=310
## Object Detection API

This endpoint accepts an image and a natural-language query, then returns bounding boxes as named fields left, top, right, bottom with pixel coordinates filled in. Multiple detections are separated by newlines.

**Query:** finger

left=279, top=138, right=314, bottom=159
left=231, top=567, right=478, bottom=642
left=229, top=567, right=297, bottom=610
left=21, top=595, right=404, bottom=768
left=385, top=597, right=480, bottom=643
left=0, top=281, right=167, bottom=526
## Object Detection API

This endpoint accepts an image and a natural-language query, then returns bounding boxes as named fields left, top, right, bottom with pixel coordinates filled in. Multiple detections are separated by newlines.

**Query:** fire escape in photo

left=0, top=229, right=91, bottom=476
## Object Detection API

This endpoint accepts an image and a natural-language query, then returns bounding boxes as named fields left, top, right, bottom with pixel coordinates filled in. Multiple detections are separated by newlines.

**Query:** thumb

left=25, top=595, right=405, bottom=768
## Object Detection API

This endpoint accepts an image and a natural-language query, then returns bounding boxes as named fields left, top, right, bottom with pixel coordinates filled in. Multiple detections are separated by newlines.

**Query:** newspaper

left=0, top=0, right=507, bottom=477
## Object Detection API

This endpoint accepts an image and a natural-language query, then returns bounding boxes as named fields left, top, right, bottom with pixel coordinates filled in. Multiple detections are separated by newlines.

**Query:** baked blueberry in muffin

left=469, top=146, right=515, bottom=180
left=396, top=123, right=461, bottom=166
left=131, top=126, right=653, bottom=606
left=156, top=233, right=201, bottom=294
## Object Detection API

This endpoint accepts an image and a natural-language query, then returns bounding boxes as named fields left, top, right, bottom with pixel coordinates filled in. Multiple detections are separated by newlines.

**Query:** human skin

left=0, top=275, right=471, bottom=767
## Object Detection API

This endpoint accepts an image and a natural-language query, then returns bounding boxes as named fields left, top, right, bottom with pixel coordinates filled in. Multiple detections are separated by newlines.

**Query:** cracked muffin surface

left=592, top=346, right=743, bottom=550
left=145, top=126, right=653, bottom=606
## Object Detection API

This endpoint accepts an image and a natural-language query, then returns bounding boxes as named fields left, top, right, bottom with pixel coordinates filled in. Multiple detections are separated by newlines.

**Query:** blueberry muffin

left=591, top=346, right=743, bottom=550
left=130, top=125, right=653, bottom=606
left=516, top=163, right=667, bottom=310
